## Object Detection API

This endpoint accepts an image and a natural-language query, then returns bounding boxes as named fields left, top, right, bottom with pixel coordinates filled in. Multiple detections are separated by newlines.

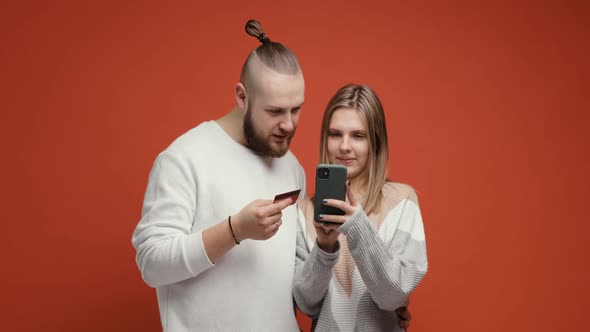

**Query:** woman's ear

left=235, top=83, right=247, bottom=110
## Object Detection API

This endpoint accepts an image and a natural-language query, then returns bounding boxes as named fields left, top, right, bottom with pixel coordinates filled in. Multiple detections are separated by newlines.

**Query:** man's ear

left=235, top=83, right=247, bottom=110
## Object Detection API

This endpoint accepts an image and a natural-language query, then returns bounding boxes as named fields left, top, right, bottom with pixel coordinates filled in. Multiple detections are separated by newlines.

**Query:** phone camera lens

left=318, top=167, right=330, bottom=179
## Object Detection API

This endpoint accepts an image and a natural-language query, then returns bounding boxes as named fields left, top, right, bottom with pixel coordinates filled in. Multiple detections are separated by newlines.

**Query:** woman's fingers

left=318, top=223, right=335, bottom=233
left=313, top=221, right=341, bottom=238
left=322, top=198, right=355, bottom=214
left=318, top=213, right=347, bottom=224
left=346, top=180, right=358, bottom=207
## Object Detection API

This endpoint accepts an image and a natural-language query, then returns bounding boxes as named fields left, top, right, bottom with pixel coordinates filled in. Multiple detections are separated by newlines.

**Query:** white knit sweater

left=293, top=183, right=428, bottom=331
left=132, top=121, right=306, bottom=331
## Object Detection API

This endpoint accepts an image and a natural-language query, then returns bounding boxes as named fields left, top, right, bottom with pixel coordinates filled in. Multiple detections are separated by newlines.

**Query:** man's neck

left=216, top=107, right=246, bottom=146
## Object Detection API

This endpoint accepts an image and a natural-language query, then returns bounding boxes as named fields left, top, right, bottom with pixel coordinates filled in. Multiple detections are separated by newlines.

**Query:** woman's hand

left=314, top=181, right=358, bottom=252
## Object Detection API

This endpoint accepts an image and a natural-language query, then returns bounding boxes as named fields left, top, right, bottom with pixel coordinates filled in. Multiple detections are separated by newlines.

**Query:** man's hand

left=232, top=198, right=293, bottom=241
left=396, top=305, right=412, bottom=329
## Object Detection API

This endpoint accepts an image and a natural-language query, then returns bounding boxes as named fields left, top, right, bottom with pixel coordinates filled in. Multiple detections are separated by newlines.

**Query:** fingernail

left=322, top=199, right=327, bottom=204
left=319, top=214, right=324, bottom=219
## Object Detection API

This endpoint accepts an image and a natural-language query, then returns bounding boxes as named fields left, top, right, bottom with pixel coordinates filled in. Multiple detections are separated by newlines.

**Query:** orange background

left=3, top=1, right=589, bottom=331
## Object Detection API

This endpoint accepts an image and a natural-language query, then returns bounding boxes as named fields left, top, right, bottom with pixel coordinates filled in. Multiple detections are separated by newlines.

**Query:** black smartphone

left=314, top=164, right=347, bottom=223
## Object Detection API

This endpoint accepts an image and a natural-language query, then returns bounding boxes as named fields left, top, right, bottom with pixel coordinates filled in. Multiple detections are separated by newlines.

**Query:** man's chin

left=269, top=142, right=290, bottom=157
left=270, top=147, right=289, bottom=158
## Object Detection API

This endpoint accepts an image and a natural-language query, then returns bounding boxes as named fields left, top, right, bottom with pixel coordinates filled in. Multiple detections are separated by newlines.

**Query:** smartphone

left=314, top=164, right=347, bottom=223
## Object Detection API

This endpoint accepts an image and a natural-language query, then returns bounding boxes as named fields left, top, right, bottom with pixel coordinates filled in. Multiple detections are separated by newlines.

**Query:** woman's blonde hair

left=319, top=84, right=390, bottom=214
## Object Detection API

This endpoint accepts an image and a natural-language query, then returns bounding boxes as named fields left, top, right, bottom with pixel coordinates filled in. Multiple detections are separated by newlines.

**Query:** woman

left=293, top=84, right=428, bottom=331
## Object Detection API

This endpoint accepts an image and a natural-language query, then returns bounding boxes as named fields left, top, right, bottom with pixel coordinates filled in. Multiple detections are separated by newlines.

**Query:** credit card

left=273, top=189, right=301, bottom=205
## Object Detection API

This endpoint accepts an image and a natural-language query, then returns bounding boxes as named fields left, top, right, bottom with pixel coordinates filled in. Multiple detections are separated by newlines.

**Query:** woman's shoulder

left=382, top=181, right=419, bottom=204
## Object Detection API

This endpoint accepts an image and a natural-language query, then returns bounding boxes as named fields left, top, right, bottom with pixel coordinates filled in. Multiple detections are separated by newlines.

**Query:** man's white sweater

left=132, top=121, right=305, bottom=331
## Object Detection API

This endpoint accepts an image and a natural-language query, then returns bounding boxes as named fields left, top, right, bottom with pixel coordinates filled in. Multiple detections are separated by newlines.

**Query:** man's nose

left=279, top=113, right=294, bottom=132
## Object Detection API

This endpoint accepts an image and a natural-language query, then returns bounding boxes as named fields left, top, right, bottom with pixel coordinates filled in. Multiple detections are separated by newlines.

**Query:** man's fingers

left=265, top=219, right=283, bottom=237
left=270, top=219, right=282, bottom=230
left=270, top=219, right=283, bottom=230
left=267, top=197, right=294, bottom=214
left=254, top=199, right=273, bottom=206
left=278, top=197, right=294, bottom=209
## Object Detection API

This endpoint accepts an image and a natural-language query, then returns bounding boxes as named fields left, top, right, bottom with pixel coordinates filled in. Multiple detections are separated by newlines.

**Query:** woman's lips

left=336, top=157, right=355, bottom=165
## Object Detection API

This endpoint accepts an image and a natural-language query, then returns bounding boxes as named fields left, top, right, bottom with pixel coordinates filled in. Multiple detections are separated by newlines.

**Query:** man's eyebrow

left=290, top=103, right=304, bottom=110
left=265, top=103, right=304, bottom=111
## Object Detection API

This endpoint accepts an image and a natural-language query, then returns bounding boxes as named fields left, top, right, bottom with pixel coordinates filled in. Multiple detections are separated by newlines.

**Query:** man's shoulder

left=168, top=121, right=216, bottom=148
left=159, top=121, right=221, bottom=155
left=152, top=121, right=218, bottom=164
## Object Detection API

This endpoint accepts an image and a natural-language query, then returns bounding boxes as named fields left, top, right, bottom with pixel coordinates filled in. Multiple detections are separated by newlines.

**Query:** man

left=132, top=19, right=410, bottom=331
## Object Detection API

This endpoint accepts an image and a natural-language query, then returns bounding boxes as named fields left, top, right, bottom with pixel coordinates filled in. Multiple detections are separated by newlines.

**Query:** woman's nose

left=340, top=136, right=351, bottom=151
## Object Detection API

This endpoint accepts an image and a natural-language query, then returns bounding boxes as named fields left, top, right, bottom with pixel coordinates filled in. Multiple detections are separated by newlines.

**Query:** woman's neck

left=348, top=176, right=368, bottom=197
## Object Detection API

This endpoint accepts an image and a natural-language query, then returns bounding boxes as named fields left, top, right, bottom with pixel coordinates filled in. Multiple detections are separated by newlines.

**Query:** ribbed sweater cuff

left=311, top=240, right=340, bottom=268
left=337, top=205, right=367, bottom=238
left=183, top=231, right=214, bottom=276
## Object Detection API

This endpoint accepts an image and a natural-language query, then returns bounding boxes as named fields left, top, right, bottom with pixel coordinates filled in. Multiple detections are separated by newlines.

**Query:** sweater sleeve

left=292, top=206, right=339, bottom=318
left=131, top=151, right=214, bottom=288
left=337, top=194, right=428, bottom=311
left=297, top=162, right=307, bottom=201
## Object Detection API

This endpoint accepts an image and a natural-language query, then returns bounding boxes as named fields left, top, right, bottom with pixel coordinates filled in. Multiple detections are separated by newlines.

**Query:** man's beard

left=243, top=109, right=294, bottom=158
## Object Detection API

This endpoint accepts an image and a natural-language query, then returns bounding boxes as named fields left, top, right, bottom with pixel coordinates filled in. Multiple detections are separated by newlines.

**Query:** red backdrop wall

left=3, top=1, right=589, bottom=331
